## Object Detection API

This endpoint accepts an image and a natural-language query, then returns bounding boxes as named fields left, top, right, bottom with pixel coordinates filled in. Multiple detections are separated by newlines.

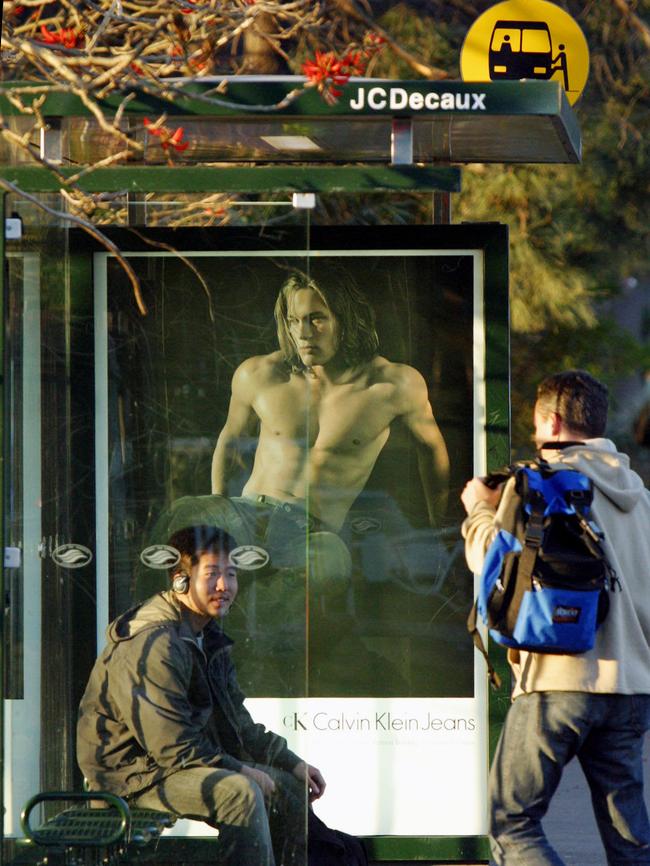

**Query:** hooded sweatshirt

left=77, top=590, right=300, bottom=798
left=463, top=439, right=650, bottom=699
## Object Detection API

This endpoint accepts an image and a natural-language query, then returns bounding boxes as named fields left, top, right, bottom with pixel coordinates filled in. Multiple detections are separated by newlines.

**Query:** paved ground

left=459, top=732, right=650, bottom=865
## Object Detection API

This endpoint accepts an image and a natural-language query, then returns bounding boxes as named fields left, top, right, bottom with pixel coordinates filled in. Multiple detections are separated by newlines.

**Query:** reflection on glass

left=1, top=228, right=491, bottom=846
left=78, top=523, right=314, bottom=866
left=106, top=245, right=475, bottom=701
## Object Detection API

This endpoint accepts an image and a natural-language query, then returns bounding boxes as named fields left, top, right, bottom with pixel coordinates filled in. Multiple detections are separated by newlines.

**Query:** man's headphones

left=172, top=571, right=190, bottom=594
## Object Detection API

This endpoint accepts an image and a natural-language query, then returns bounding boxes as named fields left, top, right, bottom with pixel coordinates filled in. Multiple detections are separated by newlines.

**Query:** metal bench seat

left=21, top=791, right=176, bottom=864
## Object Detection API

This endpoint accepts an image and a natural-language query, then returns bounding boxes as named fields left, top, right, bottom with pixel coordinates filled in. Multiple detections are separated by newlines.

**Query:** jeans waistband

left=244, top=492, right=329, bottom=530
left=245, top=492, right=307, bottom=513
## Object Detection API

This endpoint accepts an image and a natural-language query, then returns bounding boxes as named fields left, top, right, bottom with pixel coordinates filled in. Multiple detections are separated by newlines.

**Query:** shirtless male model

left=211, top=269, right=449, bottom=543
left=155, top=269, right=449, bottom=695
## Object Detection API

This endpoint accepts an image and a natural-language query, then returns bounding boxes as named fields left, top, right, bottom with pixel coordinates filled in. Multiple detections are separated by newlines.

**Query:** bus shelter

left=0, top=76, right=580, bottom=864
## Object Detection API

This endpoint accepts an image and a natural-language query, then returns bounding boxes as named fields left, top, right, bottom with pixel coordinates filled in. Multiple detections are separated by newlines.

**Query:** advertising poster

left=95, top=227, right=496, bottom=837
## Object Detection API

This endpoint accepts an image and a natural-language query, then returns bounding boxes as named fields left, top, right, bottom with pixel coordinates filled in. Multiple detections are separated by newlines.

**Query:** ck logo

left=283, top=712, right=308, bottom=731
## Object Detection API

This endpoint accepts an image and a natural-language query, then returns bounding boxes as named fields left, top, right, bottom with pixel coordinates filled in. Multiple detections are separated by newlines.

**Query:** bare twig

left=0, top=177, right=147, bottom=315
left=127, top=227, right=216, bottom=322
left=610, top=0, right=650, bottom=49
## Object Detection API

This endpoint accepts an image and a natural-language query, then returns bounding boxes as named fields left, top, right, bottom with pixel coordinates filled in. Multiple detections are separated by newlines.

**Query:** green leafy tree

left=365, top=1, right=650, bottom=456
left=2, top=0, right=649, bottom=458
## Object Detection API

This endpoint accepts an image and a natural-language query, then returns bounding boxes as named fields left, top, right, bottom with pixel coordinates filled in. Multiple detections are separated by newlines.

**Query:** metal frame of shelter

left=0, top=76, right=580, bottom=193
left=0, top=76, right=581, bottom=865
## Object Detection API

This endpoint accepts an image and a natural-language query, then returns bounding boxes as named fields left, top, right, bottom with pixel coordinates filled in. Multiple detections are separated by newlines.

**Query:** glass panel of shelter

left=3, top=220, right=97, bottom=834
left=97, top=219, right=314, bottom=855
left=97, top=226, right=479, bottom=838
left=3, top=200, right=480, bottom=851
left=1, top=203, right=316, bottom=860
left=100, top=239, right=314, bottom=696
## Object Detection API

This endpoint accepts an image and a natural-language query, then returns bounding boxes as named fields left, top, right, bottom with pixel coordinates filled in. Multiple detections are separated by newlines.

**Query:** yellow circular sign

left=460, top=0, right=589, bottom=105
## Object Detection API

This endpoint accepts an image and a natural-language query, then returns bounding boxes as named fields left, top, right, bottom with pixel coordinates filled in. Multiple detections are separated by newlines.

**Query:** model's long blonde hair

left=274, top=270, right=379, bottom=372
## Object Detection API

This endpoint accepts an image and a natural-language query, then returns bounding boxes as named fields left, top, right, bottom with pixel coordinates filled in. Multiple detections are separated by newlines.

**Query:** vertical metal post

left=391, top=119, right=413, bottom=165
left=0, top=192, right=6, bottom=859
left=127, top=194, right=147, bottom=226
left=39, top=118, right=63, bottom=165
left=433, top=192, right=452, bottom=224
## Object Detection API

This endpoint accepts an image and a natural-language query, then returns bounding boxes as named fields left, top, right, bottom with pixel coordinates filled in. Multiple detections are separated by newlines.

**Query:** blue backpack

left=467, top=460, right=618, bottom=688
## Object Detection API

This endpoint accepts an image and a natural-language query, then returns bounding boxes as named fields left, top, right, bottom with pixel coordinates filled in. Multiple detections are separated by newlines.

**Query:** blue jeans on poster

left=489, top=691, right=650, bottom=866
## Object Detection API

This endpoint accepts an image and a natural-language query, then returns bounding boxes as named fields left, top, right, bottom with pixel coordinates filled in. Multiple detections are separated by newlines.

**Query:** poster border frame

left=81, top=222, right=509, bottom=861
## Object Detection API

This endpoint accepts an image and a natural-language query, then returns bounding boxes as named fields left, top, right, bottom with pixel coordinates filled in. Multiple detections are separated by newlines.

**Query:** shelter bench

left=19, top=791, right=177, bottom=865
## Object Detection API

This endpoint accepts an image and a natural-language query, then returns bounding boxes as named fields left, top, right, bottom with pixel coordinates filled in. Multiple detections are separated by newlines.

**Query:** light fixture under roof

left=261, top=135, right=322, bottom=152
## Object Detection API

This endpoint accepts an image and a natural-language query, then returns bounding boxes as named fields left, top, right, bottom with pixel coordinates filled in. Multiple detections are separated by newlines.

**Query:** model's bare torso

left=212, top=342, right=448, bottom=531
left=242, top=353, right=396, bottom=529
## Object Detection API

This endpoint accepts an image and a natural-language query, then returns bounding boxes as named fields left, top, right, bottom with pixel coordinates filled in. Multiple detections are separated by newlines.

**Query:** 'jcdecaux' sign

left=348, top=86, right=487, bottom=112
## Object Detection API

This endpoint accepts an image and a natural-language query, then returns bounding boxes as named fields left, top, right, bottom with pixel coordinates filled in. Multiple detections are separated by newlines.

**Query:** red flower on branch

left=179, top=0, right=218, bottom=12
left=364, top=32, right=387, bottom=50
left=302, top=49, right=368, bottom=104
left=340, top=50, right=367, bottom=77
left=361, top=31, right=387, bottom=67
left=143, top=118, right=190, bottom=153
left=188, top=54, right=208, bottom=71
left=38, top=24, right=84, bottom=49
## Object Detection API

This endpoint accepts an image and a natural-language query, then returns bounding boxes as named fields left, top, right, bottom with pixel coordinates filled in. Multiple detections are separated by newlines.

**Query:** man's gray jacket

left=77, top=590, right=301, bottom=797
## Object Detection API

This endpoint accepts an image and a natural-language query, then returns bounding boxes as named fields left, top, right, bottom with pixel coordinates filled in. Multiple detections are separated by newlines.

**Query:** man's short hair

left=274, top=269, right=379, bottom=371
left=167, top=525, right=237, bottom=573
left=536, top=370, right=609, bottom=438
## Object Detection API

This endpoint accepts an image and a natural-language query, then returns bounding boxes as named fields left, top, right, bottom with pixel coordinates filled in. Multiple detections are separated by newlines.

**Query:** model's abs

left=246, top=376, right=395, bottom=519
left=242, top=428, right=389, bottom=526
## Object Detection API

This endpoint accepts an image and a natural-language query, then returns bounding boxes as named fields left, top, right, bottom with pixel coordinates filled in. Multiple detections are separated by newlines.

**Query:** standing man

left=78, top=524, right=325, bottom=866
left=461, top=370, right=650, bottom=865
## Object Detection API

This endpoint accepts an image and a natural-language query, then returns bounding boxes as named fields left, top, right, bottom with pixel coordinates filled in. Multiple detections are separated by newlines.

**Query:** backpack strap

left=517, top=470, right=545, bottom=586
left=467, top=602, right=502, bottom=689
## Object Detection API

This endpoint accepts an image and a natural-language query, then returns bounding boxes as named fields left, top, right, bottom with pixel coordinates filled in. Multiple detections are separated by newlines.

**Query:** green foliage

left=370, top=0, right=650, bottom=454
left=369, top=0, right=650, bottom=328
left=370, top=3, right=461, bottom=77
left=511, top=320, right=650, bottom=453
left=457, top=164, right=599, bottom=333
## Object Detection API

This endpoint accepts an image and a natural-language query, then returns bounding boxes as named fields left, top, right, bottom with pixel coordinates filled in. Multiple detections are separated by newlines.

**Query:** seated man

left=77, top=524, right=325, bottom=866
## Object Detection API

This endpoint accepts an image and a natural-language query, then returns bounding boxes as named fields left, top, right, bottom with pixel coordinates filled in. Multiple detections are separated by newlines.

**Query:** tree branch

left=0, top=177, right=147, bottom=316
left=610, top=0, right=650, bottom=50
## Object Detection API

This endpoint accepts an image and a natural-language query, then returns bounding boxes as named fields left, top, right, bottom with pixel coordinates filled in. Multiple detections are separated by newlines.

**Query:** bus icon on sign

left=489, top=20, right=569, bottom=91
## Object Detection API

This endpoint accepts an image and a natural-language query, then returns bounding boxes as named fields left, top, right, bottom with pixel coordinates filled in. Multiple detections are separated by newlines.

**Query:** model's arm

left=398, top=367, right=450, bottom=526
left=211, top=360, right=259, bottom=495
